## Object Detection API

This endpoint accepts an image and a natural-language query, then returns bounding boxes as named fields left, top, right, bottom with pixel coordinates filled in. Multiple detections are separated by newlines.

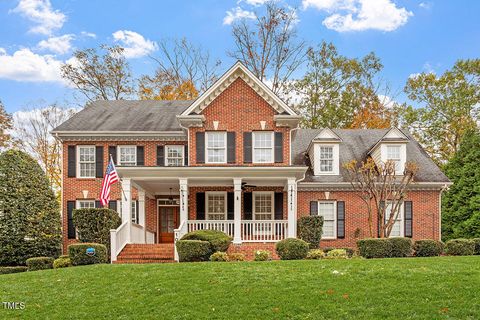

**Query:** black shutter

left=67, top=201, right=76, bottom=239
left=378, top=201, right=385, bottom=237
left=95, top=200, right=102, bottom=208
left=227, top=132, right=236, bottom=163
left=404, top=201, right=413, bottom=238
left=244, top=192, right=252, bottom=220
left=157, top=146, right=165, bottom=166
left=274, top=193, right=284, bottom=220
left=196, top=192, right=205, bottom=220
left=136, top=146, right=144, bottom=166
left=108, top=146, right=117, bottom=164
left=108, top=200, right=117, bottom=212
left=196, top=132, right=205, bottom=164
left=310, top=201, right=318, bottom=216
left=95, top=146, right=103, bottom=178
left=184, top=145, right=188, bottom=166
left=135, top=200, right=139, bottom=224
left=243, top=132, right=252, bottom=163
left=274, top=132, right=283, bottom=163
left=337, top=201, right=345, bottom=239
left=227, top=192, right=234, bottom=220
left=67, top=146, right=76, bottom=177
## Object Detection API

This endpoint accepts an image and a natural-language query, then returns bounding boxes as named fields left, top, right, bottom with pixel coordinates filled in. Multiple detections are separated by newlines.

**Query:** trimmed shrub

left=389, top=237, right=413, bottom=257
left=210, top=252, right=229, bottom=262
left=306, top=249, right=325, bottom=260
left=357, top=238, right=391, bottom=259
left=297, top=216, right=324, bottom=249
left=325, top=249, right=348, bottom=259
left=254, top=250, right=271, bottom=261
left=26, top=257, right=54, bottom=271
left=73, top=208, right=121, bottom=259
left=181, top=230, right=232, bottom=253
left=444, top=239, right=475, bottom=256
left=227, top=253, right=246, bottom=262
left=68, top=243, right=108, bottom=266
left=413, top=240, right=444, bottom=257
left=276, top=238, right=309, bottom=260
left=323, top=247, right=355, bottom=258
left=0, top=266, right=28, bottom=275
left=472, top=238, right=480, bottom=255
left=53, top=257, right=72, bottom=268
left=176, top=240, right=211, bottom=262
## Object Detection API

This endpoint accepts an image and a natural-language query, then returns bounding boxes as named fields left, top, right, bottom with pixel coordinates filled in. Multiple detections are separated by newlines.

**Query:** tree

left=61, top=45, right=135, bottom=102
left=14, top=105, right=75, bottom=191
left=290, top=42, right=395, bottom=129
left=442, top=129, right=480, bottom=240
left=229, top=1, right=306, bottom=94
left=344, top=159, right=418, bottom=238
left=140, top=38, right=220, bottom=99
left=0, top=100, right=13, bottom=149
left=0, top=150, right=61, bottom=265
left=402, top=59, right=480, bottom=165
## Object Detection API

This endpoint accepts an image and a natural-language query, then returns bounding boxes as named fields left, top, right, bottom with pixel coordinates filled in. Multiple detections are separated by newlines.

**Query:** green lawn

left=1, top=256, right=479, bottom=320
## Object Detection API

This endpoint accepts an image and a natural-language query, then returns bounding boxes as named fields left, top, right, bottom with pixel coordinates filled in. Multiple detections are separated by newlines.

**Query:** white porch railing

left=131, top=223, right=144, bottom=243
left=146, top=231, right=156, bottom=244
left=241, top=220, right=288, bottom=242
left=110, top=221, right=129, bottom=262
left=174, top=220, right=188, bottom=261
left=187, top=220, right=235, bottom=238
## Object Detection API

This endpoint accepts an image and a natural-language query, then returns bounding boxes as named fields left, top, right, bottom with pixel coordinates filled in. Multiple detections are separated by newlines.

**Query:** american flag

left=100, top=157, right=119, bottom=206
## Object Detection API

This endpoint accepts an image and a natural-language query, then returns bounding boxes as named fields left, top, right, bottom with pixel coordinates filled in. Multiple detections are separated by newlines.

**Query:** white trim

left=317, top=200, right=337, bottom=239
left=76, top=200, right=95, bottom=208
left=252, top=131, right=274, bottom=164
left=117, top=145, right=137, bottom=166
left=164, top=145, right=185, bottom=167
left=206, top=191, right=227, bottom=220
left=118, top=199, right=138, bottom=223
left=205, top=132, right=227, bottom=164
left=252, top=191, right=275, bottom=220
left=313, top=143, right=339, bottom=176
left=76, top=145, right=96, bottom=178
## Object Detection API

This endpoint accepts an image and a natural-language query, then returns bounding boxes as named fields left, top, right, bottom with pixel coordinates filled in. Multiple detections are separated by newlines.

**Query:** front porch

left=110, top=166, right=306, bottom=262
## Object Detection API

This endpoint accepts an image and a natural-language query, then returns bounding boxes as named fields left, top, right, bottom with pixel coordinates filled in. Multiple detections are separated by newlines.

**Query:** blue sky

left=0, top=0, right=479, bottom=113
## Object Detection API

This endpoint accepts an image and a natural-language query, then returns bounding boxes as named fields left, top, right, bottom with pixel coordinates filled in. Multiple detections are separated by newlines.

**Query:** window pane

left=254, top=132, right=272, bottom=148
left=119, top=146, right=136, bottom=165
left=207, top=149, right=225, bottom=163
left=166, top=146, right=184, bottom=166
left=254, top=148, right=273, bottom=163
left=320, top=146, right=333, bottom=159
left=253, top=132, right=273, bottom=163
left=318, top=202, right=335, bottom=238
left=78, top=201, right=95, bottom=208
left=207, top=132, right=225, bottom=148
left=207, top=193, right=225, bottom=220
left=323, top=221, right=335, bottom=237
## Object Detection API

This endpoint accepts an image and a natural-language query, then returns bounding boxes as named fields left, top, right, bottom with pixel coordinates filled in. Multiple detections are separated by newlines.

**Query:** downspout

left=438, top=183, right=449, bottom=241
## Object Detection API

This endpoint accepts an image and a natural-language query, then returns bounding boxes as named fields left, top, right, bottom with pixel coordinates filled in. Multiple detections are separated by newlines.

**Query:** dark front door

left=158, top=206, right=179, bottom=243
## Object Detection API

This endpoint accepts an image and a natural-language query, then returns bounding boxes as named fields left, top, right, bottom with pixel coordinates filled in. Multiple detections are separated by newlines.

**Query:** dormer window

left=386, top=145, right=401, bottom=172
left=319, top=146, right=334, bottom=173
left=379, top=143, right=406, bottom=175
left=311, top=144, right=340, bottom=175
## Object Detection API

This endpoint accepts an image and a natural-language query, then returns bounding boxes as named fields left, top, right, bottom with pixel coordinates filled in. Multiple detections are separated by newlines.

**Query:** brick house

left=52, top=62, right=451, bottom=262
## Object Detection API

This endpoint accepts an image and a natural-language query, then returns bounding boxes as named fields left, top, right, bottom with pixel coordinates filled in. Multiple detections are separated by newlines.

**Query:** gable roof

left=180, top=61, right=298, bottom=116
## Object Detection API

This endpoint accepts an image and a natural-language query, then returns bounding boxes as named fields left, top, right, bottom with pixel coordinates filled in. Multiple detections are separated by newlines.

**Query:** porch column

left=121, top=178, right=132, bottom=243
left=138, top=189, right=146, bottom=243
left=287, top=178, right=297, bottom=238
left=233, top=178, right=242, bottom=244
left=179, top=178, right=189, bottom=223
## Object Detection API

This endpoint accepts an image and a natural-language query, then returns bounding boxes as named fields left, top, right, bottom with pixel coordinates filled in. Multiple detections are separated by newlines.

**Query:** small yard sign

left=86, top=247, right=96, bottom=256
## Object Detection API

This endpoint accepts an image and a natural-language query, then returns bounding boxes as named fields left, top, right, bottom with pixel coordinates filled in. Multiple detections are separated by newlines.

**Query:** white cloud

left=223, top=7, right=256, bottom=25
left=242, top=0, right=268, bottom=6
left=303, top=0, right=412, bottom=32
left=112, top=30, right=158, bottom=59
left=37, top=34, right=74, bottom=54
left=419, top=2, right=432, bottom=10
left=0, top=47, right=64, bottom=82
left=80, top=31, right=97, bottom=38
left=11, top=0, right=66, bottom=35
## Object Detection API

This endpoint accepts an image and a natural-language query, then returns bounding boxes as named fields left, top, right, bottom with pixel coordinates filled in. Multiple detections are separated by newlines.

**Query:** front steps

left=114, top=243, right=176, bottom=264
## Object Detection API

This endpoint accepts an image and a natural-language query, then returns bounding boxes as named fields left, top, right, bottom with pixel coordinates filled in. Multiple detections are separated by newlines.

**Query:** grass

left=1, top=256, right=479, bottom=320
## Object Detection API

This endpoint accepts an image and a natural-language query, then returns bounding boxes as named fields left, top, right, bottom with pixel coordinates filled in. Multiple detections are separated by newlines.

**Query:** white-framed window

left=206, top=192, right=226, bottom=220
left=253, top=132, right=274, bottom=163
left=118, top=146, right=136, bottom=166
left=206, top=132, right=227, bottom=163
left=118, top=200, right=138, bottom=223
left=312, top=144, right=339, bottom=175
left=76, top=200, right=95, bottom=209
left=253, top=192, right=274, bottom=220
left=319, top=146, right=334, bottom=173
left=385, top=202, right=403, bottom=237
left=317, top=201, right=336, bottom=239
left=386, top=145, right=401, bottom=173
left=77, top=146, right=96, bottom=178
left=165, top=145, right=184, bottom=167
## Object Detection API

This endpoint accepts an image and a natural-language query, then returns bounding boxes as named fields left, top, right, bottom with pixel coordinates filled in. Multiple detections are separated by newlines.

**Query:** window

left=78, top=146, right=95, bottom=178
left=253, top=192, right=274, bottom=220
left=118, top=200, right=138, bottom=223
left=253, top=132, right=274, bottom=163
left=118, top=146, right=136, bottom=166
left=317, top=201, right=336, bottom=239
left=206, top=192, right=226, bottom=220
left=385, top=202, right=403, bottom=237
left=386, top=145, right=402, bottom=172
left=319, top=146, right=334, bottom=172
left=206, top=132, right=226, bottom=163
left=165, top=145, right=184, bottom=166
left=77, top=200, right=95, bottom=209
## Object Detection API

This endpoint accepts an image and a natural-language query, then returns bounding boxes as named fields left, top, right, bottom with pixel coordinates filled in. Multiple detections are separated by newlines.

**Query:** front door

left=158, top=206, right=179, bottom=243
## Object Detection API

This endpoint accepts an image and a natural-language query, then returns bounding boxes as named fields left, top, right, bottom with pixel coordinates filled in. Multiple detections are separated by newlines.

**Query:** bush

left=389, top=237, right=413, bottom=257
left=254, top=250, right=271, bottom=261
left=0, top=266, right=28, bottom=275
left=325, top=249, right=348, bottom=259
left=413, top=240, right=444, bottom=257
left=323, top=247, right=355, bottom=258
left=297, top=216, right=324, bottom=249
left=181, top=230, right=232, bottom=253
left=73, top=208, right=121, bottom=260
left=472, top=238, right=480, bottom=255
left=227, top=253, right=245, bottom=261
left=26, top=257, right=54, bottom=271
left=210, top=252, right=229, bottom=262
left=444, top=239, right=475, bottom=256
left=53, top=257, right=72, bottom=268
left=306, top=249, right=325, bottom=260
left=357, top=238, right=391, bottom=259
left=68, top=243, right=108, bottom=266
left=276, top=238, right=309, bottom=260
left=176, top=240, right=211, bottom=262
